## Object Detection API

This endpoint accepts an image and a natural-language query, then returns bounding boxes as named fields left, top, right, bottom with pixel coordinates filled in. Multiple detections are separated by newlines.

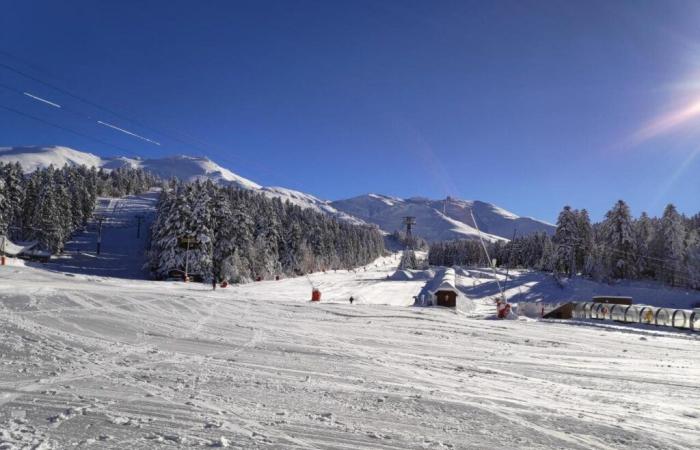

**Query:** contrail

left=97, top=120, right=161, bottom=146
left=23, top=91, right=61, bottom=108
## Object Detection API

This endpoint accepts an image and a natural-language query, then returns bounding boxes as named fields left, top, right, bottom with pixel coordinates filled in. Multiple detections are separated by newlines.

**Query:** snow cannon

left=496, top=300, right=511, bottom=319
left=311, top=288, right=321, bottom=302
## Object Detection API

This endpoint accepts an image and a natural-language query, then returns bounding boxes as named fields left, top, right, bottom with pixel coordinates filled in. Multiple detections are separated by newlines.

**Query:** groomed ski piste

left=1, top=194, right=699, bottom=449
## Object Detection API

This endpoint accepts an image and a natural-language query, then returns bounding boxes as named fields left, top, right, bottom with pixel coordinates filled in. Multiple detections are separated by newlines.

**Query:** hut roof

left=430, top=268, right=459, bottom=294
left=0, top=237, right=41, bottom=257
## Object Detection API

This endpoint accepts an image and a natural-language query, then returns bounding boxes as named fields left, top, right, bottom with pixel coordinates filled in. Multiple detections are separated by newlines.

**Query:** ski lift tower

left=403, top=216, right=416, bottom=249
left=399, top=216, right=418, bottom=270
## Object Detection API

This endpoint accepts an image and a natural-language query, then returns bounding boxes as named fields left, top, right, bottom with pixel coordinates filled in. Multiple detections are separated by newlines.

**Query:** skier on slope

left=212, top=278, right=217, bottom=291
left=349, top=296, right=354, bottom=305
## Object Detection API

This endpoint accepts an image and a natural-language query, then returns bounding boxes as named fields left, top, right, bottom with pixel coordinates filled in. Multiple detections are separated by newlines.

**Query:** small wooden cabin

left=430, top=268, right=459, bottom=308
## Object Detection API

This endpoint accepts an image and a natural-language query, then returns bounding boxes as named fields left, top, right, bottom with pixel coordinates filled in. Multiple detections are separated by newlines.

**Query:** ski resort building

left=430, top=268, right=459, bottom=307
left=0, top=236, right=51, bottom=262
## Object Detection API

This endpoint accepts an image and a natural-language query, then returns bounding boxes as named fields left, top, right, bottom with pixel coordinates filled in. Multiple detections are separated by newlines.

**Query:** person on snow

left=212, top=278, right=217, bottom=291
left=349, top=296, right=354, bottom=305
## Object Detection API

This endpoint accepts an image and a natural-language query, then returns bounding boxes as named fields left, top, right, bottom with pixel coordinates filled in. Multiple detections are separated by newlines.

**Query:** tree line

left=147, top=180, right=385, bottom=282
left=428, top=200, right=700, bottom=290
left=0, top=162, right=159, bottom=253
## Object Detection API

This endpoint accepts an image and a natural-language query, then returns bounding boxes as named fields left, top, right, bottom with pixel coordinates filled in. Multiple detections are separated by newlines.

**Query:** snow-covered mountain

left=330, top=194, right=555, bottom=242
left=0, top=146, right=554, bottom=240
left=0, top=146, right=261, bottom=189
left=0, top=146, right=361, bottom=224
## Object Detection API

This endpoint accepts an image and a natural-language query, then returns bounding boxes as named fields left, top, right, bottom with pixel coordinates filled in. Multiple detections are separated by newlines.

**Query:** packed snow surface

left=1, top=259, right=699, bottom=449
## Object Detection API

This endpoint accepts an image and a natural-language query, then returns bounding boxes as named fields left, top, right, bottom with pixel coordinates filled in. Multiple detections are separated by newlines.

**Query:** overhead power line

left=97, top=120, right=161, bottom=146
left=23, top=91, right=61, bottom=108
left=0, top=103, right=140, bottom=157
left=0, top=53, right=278, bottom=179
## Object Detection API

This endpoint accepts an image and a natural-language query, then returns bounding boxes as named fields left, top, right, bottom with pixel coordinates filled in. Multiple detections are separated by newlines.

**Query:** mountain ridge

left=0, top=145, right=555, bottom=241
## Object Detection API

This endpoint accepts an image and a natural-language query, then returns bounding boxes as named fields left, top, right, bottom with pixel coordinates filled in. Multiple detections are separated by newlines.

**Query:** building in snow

left=0, top=236, right=51, bottom=262
left=430, top=268, right=459, bottom=307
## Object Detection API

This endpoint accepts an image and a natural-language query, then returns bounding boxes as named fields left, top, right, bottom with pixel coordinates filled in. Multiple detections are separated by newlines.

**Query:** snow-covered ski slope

left=1, top=260, right=699, bottom=449
left=38, top=190, right=160, bottom=279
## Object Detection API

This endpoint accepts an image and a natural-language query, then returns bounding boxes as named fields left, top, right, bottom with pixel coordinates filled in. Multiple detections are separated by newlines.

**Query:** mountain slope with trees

left=0, top=161, right=158, bottom=253
left=428, top=200, right=700, bottom=290
left=147, top=180, right=385, bottom=282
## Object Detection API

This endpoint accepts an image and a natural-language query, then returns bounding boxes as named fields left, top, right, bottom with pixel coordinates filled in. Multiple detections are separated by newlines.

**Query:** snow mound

left=389, top=269, right=436, bottom=281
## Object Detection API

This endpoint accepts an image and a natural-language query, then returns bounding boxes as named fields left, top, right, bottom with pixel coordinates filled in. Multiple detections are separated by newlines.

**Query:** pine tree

left=685, top=228, right=700, bottom=289
left=538, top=235, right=556, bottom=272
left=653, top=204, right=686, bottom=286
left=600, top=200, right=636, bottom=279
left=576, top=209, right=593, bottom=272
left=553, top=206, right=579, bottom=276
left=0, top=162, right=25, bottom=235
left=634, top=212, right=654, bottom=278
left=0, top=176, right=7, bottom=234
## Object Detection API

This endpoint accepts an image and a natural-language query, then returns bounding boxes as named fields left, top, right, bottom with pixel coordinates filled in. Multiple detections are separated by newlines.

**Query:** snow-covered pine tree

left=653, top=204, right=686, bottom=286
left=398, top=249, right=418, bottom=269
left=228, top=190, right=255, bottom=281
left=576, top=209, right=593, bottom=272
left=553, top=206, right=580, bottom=276
left=600, top=200, right=636, bottom=280
left=28, top=168, right=66, bottom=252
left=210, top=187, right=234, bottom=282
left=0, top=162, right=25, bottom=235
left=633, top=212, right=654, bottom=278
left=0, top=176, right=7, bottom=234
left=685, top=228, right=700, bottom=289
left=186, top=182, right=214, bottom=280
left=538, top=234, right=556, bottom=272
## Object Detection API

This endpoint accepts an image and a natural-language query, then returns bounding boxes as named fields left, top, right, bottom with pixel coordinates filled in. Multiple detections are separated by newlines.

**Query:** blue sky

left=1, top=0, right=699, bottom=222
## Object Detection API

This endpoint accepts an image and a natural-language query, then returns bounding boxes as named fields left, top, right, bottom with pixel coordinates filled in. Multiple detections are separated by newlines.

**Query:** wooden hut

left=430, top=268, right=459, bottom=308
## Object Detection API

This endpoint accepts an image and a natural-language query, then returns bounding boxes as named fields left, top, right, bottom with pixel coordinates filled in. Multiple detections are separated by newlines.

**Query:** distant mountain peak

left=0, top=146, right=554, bottom=240
left=0, top=145, right=357, bottom=223
left=330, top=193, right=554, bottom=242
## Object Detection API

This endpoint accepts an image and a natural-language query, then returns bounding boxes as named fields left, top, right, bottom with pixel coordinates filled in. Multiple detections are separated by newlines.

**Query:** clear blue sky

left=1, top=0, right=699, bottom=222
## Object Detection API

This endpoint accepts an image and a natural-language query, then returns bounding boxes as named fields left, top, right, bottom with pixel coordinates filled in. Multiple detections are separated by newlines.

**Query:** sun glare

left=630, top=95, right=700, bottom=145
